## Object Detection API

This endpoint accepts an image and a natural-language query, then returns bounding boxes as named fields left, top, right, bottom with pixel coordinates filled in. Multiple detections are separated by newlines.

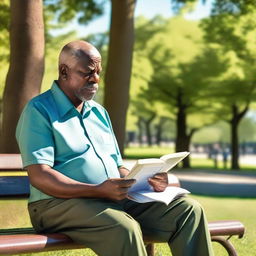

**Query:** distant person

left=222, top=148, right=229, bottom=169
left=16, top=40, right=214, bottom=256
left=210, top=144, right=219, bottom=169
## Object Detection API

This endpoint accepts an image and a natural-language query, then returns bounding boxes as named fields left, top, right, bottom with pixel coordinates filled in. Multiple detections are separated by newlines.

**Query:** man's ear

left=59, top=64, right=68, bottom=80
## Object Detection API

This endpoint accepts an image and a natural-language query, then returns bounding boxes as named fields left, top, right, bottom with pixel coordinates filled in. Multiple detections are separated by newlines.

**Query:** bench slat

left=0, top=233, right=84, bottom=254
left=0, top=154, right=22, bottom=169
left=208, top=220, right=245, bottom=238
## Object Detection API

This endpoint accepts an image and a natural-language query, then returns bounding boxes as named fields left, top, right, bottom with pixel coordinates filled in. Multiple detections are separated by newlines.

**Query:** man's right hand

left=97, top=178, right=136, bottom=201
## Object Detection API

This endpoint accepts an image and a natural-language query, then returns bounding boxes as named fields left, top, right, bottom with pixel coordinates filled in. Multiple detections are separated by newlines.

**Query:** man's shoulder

left=27, top=89, right=53, bottom=109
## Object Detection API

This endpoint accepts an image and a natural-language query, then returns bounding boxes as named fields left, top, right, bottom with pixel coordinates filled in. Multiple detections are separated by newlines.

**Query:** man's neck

left=76, top=102, right=85, bottom=114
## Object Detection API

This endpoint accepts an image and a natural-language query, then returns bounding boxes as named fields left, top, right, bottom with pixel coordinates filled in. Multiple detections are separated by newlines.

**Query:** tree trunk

left=144, top=113, right=156, bottom=146
left=175, top=111, right=187, bottom=151
left=104, top=0, right=136, bottom=156
left=175, top=105, right=191, bottom=168
left=0, top=0, right=44, bottom=153
left=182, top=129, right=197, bottom=168
left=230, top=104, right=248, bottom=170
left=137, top=117, right=144, bottom=145
left=155, top=117, right=166, bottom=146
left=231, top=118, right=240, bottom=170
left=175, top=89, right=191, bottom=168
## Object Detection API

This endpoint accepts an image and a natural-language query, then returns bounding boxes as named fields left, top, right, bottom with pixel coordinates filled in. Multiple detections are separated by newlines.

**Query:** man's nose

left=88, top=73, right=100, bottom=83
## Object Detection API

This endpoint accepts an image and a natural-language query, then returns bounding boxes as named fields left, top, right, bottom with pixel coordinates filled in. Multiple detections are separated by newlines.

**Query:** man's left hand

left=148, top=172, right=168, bottom=192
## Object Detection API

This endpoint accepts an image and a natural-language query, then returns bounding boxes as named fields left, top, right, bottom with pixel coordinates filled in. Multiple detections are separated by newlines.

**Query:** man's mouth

left=84, top=84, right=97, bottom=90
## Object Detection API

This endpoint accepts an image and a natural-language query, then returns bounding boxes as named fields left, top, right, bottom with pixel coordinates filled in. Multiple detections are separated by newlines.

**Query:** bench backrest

left=0, top=154, right=28, bottom=197
left=0, top=154, right=23, bottom=170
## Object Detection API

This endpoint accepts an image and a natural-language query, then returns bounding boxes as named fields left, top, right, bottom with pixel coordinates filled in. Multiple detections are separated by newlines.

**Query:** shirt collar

left=51, top=81, right=94, bottom=118
left=82, top=101, right=93, bottom=117
left=51, top=81, right=74, bottom=118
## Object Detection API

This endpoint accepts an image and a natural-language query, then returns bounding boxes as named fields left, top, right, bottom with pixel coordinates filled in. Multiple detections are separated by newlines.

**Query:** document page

left=160, top=152, right=190, bottom=172
left=128, top=186, right=190, bottom=205
left=127, top=162, right=164, bottom=192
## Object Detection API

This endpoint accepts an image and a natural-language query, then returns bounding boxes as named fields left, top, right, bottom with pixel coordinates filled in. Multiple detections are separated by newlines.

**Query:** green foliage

left=0, top=0, right=9, bottom=97
left=192, top=121, right=229, bottom=143
left=239, top=116, right=256, bottom=142
left=210, top=0, right=256, bottom=16
left=134, top=16, right=226, bottom=129
left=170, top=0, right=202, bottom=13
left=0, top=1, right=9, bottom=31
left=44, top=0, right=107, bottom=25
left=201, top=1, right=256, bottom=124
left=124, top=146, right=175, bottom=159
left=0, top=0, right=9, bottom=58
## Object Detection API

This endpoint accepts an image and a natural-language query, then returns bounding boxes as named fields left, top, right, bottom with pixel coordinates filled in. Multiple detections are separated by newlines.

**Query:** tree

left=136, top=16, right=226, bottom=167
left=104, top=0, right=136, bottom=155
left=0, top=0, right=10, bottom=113
left=201, top=0, right=256, bottom=169
left=0, top=0, right=45, bottom=153
left=206, top=57, right=256, bottom=169
left=0, top=0, right=9, bottom=62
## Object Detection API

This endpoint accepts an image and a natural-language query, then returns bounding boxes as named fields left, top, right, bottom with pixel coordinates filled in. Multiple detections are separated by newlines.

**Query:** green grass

left=1, top=196, right=255, bottom=256
left=124, top=146, right=174, bottom=159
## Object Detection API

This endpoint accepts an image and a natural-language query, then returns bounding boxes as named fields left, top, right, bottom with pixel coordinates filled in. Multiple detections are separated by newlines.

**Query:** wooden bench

left=0, top=154, right=245, bottom=256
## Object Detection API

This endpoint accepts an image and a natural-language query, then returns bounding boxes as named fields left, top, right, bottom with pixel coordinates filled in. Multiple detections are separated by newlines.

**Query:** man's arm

left=27, top=164, right=135, bottom=201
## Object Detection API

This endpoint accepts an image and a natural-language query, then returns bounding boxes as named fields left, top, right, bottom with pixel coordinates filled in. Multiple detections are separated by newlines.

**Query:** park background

left=0, top=0, right=256, bottom=255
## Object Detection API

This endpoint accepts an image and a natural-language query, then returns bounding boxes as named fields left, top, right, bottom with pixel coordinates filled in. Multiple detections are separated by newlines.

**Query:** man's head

left=58, top=40, right=102, bottom=106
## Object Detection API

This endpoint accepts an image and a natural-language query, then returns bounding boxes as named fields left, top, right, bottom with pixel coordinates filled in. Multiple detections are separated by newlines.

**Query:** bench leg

left=211, top=236, right=238, bottom=256
left=145, top=243, right=154, bottom=256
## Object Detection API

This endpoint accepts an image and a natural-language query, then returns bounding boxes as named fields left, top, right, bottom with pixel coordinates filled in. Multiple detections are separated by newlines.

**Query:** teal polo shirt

left=16, top=81, right=123, bottom=203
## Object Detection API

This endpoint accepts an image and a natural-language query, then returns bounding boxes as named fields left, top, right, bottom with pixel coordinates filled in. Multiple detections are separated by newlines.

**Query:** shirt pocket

left=95, top=132, right=114, bottom=152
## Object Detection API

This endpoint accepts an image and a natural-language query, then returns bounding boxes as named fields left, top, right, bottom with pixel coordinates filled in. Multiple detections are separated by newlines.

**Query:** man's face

left=66, top=54, right=102, bottom=102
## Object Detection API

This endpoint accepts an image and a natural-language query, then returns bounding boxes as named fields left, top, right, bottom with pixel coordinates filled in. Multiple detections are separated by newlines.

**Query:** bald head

left=57, top=40, right=102, bottom=106
left=59, top=40, right=101, bottom=69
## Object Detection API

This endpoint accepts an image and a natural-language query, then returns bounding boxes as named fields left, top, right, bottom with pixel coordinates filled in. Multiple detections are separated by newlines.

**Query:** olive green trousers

left=28, top=196, right=214, bottom=256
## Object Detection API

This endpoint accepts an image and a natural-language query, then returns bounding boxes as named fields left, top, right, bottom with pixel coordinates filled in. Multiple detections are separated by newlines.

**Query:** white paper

left=128, top=187, right=190, bottom=205
left=125, top=152, right=190, bottom=204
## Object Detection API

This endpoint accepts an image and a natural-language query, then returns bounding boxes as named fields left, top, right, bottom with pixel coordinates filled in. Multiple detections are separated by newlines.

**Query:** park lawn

left=0, top=195, right=255, bottom=256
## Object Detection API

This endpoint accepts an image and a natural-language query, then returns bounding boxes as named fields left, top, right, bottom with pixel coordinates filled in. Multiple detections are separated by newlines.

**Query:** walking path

left=123, top=160, right=256, bottom=197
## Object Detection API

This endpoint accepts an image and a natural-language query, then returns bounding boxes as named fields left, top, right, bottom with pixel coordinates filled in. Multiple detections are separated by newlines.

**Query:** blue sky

left=53, top=0, right=212, bottom=37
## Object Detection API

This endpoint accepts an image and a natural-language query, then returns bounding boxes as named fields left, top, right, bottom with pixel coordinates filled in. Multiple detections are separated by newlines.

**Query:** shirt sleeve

left=16, top=101, right=55, bottom=168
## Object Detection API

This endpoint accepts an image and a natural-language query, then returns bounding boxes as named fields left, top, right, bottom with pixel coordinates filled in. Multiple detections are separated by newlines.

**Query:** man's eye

left=78, top=71, right=90, bottom=77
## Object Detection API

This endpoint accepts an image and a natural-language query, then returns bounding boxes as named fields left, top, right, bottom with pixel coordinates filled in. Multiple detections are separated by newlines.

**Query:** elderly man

left=16, top=40, right=214, bottom=256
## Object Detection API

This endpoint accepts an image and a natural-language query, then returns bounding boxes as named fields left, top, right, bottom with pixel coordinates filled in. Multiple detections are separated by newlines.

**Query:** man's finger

left=153, top=173, right=168, bottom=179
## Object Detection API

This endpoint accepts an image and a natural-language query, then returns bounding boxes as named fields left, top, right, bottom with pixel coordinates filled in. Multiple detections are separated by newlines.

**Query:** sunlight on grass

left=124, top=146, right=174, bottom=159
